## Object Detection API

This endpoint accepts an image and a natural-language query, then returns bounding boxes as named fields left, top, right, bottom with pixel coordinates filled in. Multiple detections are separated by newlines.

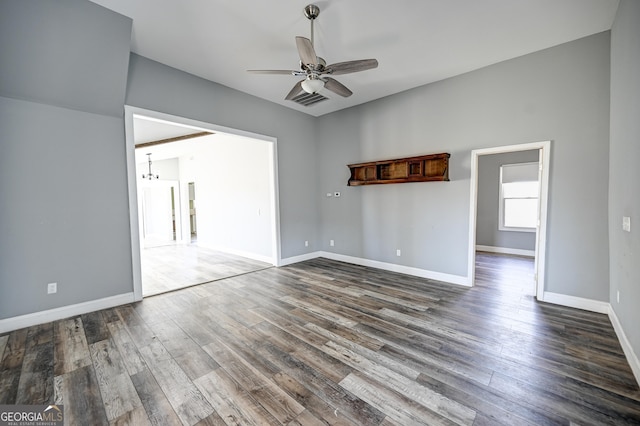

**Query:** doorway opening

left=124, top=107, right=281, bottom=300
left=188, top=182, right=197, bottom=242
left=468, top=141, right=550, bottom=300
left=139, top=180, right=181, bottom=248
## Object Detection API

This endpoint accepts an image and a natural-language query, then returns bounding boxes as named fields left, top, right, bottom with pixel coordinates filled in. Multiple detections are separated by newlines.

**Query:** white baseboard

left=318, top=251, right=471, bottom=287
left=476, top=245, right=535, bottom=257
left=279, top=251, right=322, bottom=266
left=542, top=296, right=639, bottom=387
left=196, top=243, right=275, bottom=265
left=542, top=292, right=610, bottom=314
left=279, top=251, right=469, bottom=286
left=608, top=306, right=640, bottom=387
left=0, top=292, right=135, bottom=334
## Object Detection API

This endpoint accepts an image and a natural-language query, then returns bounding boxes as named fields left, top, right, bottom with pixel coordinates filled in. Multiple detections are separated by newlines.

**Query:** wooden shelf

left=348, top=153, right=450, bottom=186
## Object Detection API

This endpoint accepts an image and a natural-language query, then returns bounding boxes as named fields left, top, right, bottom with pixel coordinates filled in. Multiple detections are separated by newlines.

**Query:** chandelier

left=142, top=153, right=159, bottom=180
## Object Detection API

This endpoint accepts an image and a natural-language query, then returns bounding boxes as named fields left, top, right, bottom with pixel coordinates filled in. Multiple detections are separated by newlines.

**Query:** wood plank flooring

left=2, top=253, right=640, bottom=425
left=141, top=244, right=271, bottom=296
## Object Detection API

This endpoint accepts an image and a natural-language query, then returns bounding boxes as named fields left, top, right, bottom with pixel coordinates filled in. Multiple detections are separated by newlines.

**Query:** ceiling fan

left=247, top=4, right=378, bottom=102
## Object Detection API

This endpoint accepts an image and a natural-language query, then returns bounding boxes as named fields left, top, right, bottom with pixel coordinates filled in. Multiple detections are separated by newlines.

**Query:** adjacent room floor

left=141, top=244, right=272, bottom=296
left=1, top=254, right=639, bottom=425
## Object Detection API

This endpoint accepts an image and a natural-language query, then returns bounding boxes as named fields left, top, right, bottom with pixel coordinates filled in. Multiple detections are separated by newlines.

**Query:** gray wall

left=317, top=32, right=611, bottom=300
left=609, top=0, right=640, bottom=365
left=0, top=0, right=131, bottom=116
left=0, top=0, right=319, bottom=320
left=0, top=0, right=133, bottom=319
left=477, top=150, right=539, bottom=251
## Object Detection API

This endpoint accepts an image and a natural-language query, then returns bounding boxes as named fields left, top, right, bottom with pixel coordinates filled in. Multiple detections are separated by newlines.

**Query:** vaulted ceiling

left=91, top=0, right=619, bottom=117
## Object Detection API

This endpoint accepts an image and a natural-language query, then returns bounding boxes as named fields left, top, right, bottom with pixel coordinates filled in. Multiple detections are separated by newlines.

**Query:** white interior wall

left=191, top=134, right=273, bottom=260
left=134, top=131, right=274, bottom=262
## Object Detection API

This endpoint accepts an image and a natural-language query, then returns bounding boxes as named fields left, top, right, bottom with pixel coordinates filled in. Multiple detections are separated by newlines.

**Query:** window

left=499, top=162, right=539, bottom=232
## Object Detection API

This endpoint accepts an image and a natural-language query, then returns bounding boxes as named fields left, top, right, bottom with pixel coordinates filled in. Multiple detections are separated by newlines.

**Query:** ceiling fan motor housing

left=304, top=4, right=320, bottom=20
left=301, top=57, right=326, bottom=73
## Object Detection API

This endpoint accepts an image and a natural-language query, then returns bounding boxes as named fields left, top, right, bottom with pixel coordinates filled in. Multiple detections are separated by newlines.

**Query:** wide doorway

left=125, top=108, right=280, bottom=299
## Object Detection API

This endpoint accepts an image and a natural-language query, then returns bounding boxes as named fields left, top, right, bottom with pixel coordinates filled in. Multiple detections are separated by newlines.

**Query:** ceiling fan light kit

left=247, top=4, right=378, bottom=105
left=301, top=76, right=324, bottom=94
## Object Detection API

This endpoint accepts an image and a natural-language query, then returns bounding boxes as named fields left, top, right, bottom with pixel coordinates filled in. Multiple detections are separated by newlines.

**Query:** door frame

left=467, top=140, right=551, bottom=299
left=124, top=106, right=282, bottom=301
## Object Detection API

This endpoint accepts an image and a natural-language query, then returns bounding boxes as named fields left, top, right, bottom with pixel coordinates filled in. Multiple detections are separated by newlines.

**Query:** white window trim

left=498, top=162, right=539, bottom=233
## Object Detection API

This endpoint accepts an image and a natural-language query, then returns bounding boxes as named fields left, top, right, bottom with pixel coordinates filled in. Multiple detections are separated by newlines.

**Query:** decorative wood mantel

left=347, top=153, right=450, bottom=186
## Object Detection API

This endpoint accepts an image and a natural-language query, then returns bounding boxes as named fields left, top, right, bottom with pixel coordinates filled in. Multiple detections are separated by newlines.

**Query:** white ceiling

left=92, top=0, right=619, bottom=117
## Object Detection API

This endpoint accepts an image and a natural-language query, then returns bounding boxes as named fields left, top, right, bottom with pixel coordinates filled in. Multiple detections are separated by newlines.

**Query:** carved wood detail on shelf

left=348, top=153, right=450, bottom=186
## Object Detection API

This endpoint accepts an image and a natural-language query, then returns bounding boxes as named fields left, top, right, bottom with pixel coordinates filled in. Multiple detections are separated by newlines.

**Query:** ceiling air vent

left=291, top=92, right=328, bottom=106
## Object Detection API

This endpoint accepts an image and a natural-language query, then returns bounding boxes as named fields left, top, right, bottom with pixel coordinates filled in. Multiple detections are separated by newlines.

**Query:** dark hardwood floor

left=1, top=253, right=639, bottom=425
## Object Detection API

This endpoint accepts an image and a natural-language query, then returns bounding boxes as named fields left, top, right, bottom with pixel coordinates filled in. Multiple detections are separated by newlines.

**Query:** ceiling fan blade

left=296, top=36, right=318, bottom=67
left=325, top=59, right=378, bottom=75
left=247, top=69, right=303, bottom=76
left=285, top=80, right=305, bottom=100
left=323, top=77, right=353, bottom=97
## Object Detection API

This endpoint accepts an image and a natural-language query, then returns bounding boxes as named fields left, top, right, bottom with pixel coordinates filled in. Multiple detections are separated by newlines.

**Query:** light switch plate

left=623, top=216, right=631, bottom=232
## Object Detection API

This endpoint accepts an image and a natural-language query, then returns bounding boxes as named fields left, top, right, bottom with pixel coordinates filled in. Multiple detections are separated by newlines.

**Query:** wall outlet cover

left=623, top=216, right=631, bottom=232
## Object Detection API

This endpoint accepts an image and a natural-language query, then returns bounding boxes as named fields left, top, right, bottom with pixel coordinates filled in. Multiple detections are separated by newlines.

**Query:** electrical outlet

left=396, top=249, right=401, bottom=257
left=47, top=282, right=57, bottom=294
left=305, top=240, right=309, bottom=247
left=326, top=192, right=333, bottom=197
left=330, top=239, right=335, bottom=247
left=623, top=216, right=631, bottom=232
